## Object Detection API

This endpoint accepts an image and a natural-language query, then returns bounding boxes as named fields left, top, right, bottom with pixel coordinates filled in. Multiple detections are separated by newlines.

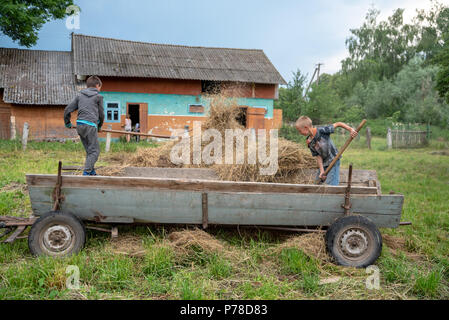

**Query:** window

left=105, top=102, right=120, bottom=122
left=189, top=105, right=205, bottom=113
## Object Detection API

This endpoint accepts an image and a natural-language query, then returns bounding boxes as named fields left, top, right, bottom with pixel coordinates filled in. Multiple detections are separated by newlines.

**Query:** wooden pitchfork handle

left=317, top=119, right=367, bottom=183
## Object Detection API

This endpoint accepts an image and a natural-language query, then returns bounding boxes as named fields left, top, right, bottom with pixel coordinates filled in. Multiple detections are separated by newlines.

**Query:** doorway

left=128, top=104, right=140, bottom=129
left=126, top=103, right=148, bottom=136
left=235, top=106, right=248, bottom=128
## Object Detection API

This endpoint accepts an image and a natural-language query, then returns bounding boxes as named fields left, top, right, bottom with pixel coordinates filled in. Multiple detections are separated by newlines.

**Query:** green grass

left=0, top=135, right=448, bottom=300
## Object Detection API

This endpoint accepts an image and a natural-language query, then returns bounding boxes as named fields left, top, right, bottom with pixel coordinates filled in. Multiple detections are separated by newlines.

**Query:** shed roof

left=0, top=34, right=286, bottom=105
left=0, top=48, right=82, bottom=105
left=72, top=34, right=286, bottom=85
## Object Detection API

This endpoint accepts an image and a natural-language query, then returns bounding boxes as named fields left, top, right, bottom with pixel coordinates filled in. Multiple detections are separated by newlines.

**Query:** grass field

left=0, top=135, right=448, bottom=300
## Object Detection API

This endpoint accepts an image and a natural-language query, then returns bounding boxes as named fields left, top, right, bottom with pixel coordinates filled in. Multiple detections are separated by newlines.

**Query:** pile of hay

left=107, top=234, right=146, bottom=257
left=273, top=233, right=330, bottom=263
left=125, top=140, right=179, bottom=168
left=167, top=228, right=225, bottom=254
left=100, top=94, right=316, bottom=183
left=165, top=228, right=240, bottom=262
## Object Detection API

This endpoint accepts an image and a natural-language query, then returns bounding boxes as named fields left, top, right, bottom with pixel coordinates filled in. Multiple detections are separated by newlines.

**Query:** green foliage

left=143, top=246, right=175, bottom=278
left=433, top=44, right=449, bottom=104
left=279, top=248, right=319, bottom=277
left=303, top=74, right=343, bottom=123
left=275, top=69, right=308, bottom=122
left=345, top=57, right=449, bottom=127
left=342, top=7, right=419, bottom=85
left=413, top=268, right=444, bottom=298
left=0, top=0, right=76, bottom=47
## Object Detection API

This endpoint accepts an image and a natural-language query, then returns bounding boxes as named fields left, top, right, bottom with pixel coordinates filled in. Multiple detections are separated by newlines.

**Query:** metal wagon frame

left=0, top=162, right=408, bottom=267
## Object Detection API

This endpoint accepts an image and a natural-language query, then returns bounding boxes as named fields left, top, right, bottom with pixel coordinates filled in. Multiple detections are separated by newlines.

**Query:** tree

left=415, top=1, right=449, bottom=61
left=0, top=0, right=76, bottom=47
left=346, top=57, right=449, bottom=126
left=433, top=45, right=449, bottom=104
left=303, top=73, right=343, bottom=124
left=275, top=69, right=307, bottom=122
left=342, top=7, right=418, bottom=85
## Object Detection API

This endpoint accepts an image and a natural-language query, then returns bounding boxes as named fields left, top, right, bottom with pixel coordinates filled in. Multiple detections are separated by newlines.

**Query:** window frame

left=188, top=104, right=205, bottom=114
left=104, top=101, right=121, bottom=123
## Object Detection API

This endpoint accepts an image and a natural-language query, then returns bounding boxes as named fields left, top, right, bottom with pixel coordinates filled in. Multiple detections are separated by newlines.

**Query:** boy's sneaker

left=83, top=170, right=97, bottom=176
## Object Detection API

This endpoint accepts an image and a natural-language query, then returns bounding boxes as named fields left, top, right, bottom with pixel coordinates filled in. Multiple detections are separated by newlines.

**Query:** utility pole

left=316, top=63, right=323, bottom=84
left=304, top=62, right=324, bottom=98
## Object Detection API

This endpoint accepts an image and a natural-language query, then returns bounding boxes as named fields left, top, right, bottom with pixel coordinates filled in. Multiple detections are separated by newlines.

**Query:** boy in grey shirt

left=64, top=76, right=104, bottom=176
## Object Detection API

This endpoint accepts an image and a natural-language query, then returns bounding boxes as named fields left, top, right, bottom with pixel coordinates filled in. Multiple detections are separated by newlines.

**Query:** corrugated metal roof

left=0, top=35, right=286, bottom=105
left=0, top=48, right=80, bottom=105
left=73, top=34, right=286, bottom=85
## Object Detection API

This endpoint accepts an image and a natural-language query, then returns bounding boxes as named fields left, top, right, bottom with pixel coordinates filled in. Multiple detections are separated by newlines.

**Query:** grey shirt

left=64, top=88, right=104, bottom=128
left=307, top=125, right=339, bottom=167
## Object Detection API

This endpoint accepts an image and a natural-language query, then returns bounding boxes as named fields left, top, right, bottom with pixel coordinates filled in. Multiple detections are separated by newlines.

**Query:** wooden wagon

left=0, top=163, right=406, bottom=267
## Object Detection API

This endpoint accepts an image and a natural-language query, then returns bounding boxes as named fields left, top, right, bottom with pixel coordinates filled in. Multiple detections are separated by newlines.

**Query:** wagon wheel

left=28, top=211, right=86, bottom=257
left=325, top=215, right=382, bottom=268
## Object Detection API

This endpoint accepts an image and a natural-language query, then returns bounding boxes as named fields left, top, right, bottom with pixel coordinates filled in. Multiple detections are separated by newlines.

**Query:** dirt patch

left=383, top=234, right=424, bottom=262
left=430, top=150, right=449, bottom=156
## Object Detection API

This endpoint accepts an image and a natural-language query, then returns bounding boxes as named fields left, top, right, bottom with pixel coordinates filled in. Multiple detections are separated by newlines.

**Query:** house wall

left=102, top=77, right=277, bottom=99
left=101, top=77, right=202, bottom=96
left=1, top=78, right=282, bottom=141
left=0, top=90, right=11, bottom=139
left=100, top=91, right=277, bottom=137
left=9, top=105, right=78, bottom=140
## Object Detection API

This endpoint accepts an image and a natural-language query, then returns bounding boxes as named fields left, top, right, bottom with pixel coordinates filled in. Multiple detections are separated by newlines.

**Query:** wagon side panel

left=207, top=193, right=403, bottom=228
left=28, top=186, right=203, bottom=224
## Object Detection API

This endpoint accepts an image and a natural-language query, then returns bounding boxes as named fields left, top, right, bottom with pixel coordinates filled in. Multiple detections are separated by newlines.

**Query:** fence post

left=366, top=127, right=371, bottom=150
left=22, top=122, right=29, bottom=151
left=10, top=116, right=16, bottom=140
left=105, top=124, right=112, bottom=153
left=426, top=123, right=431, bottom=140
left=387, top=127, right=392, bottom=150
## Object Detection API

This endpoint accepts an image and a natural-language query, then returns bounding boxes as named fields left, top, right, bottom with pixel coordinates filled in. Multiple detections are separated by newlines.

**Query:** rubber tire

left=325, top=215, right=382, bottom=268
left=28, top=211, right=86, bottom=257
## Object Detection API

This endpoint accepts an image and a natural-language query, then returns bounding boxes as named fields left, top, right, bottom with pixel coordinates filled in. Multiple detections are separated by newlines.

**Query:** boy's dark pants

left=76, top=124, right=100, bottom=172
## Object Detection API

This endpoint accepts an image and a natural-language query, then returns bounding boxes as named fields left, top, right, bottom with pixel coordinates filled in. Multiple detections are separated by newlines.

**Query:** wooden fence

left=387, top=128, right=429, bottom=149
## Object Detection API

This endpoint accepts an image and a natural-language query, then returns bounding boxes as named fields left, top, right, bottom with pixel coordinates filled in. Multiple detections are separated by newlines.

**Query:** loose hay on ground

left=107, top=234, right=146, bottom=257
left=273, top=233, right=330, bottom=263
left=167, top=228, right=225, bottom=254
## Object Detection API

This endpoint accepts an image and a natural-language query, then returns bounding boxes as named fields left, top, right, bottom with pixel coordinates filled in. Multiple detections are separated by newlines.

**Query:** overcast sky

left=1, top=0, right=447, bottom=83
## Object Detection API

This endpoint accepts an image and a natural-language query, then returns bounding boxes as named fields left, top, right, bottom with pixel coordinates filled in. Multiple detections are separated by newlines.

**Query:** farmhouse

left=0, top=33, right=286, bottom=141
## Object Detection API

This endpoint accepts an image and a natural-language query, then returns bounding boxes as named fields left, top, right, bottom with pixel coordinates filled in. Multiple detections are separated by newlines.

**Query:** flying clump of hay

left=110, top=93, right=316, bottom=183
